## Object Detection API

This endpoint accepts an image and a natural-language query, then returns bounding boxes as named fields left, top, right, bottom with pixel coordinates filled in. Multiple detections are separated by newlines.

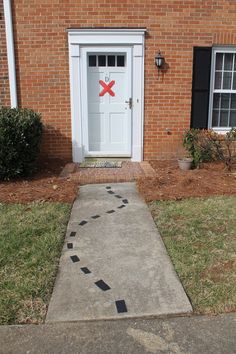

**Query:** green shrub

left=0, top=107, right=43, bottom=180
left=183, top=128, right=236, bottom=170
left=183, top=129, right=215, bottom=167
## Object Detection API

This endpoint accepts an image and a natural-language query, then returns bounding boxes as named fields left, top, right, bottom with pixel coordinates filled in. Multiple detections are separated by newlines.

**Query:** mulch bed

left=1, top=159, right=236, bottom=204
left=0, top=159, right=78, bottom=204
left=137, top=160, right=236, bottom=202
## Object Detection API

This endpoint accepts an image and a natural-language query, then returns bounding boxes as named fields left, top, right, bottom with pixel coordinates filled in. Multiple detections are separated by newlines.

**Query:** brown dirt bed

left=137, top=160, right=236, bottom=202
left=0, top=159, right=78, bottom=204
left=1, top=159, right=236, bottom=204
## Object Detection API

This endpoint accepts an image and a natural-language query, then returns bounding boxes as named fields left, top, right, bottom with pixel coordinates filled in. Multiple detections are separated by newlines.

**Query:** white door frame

left=67, top=28, right=146, bottom=162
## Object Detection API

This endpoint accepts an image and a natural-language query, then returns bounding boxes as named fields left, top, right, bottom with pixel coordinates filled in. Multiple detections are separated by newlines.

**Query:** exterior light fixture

left=155, top=50, right=165, bottom=69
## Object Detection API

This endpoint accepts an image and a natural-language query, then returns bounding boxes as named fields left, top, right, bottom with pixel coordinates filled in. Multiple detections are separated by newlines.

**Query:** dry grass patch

left=149, top=196, right=236, bottom=314
left=0, top=202, right=71, bottom=324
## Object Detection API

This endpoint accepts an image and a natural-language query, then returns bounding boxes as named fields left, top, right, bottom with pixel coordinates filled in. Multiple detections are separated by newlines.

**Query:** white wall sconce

left=155, top=50, right=165, bottom=69
left=155, top=50, right=165, bottom=79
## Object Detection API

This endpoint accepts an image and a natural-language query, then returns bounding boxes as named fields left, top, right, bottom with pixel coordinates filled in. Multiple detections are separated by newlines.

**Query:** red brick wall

left=8, top=0, right=236, bottom=160
left=0, top=0, right=10, bottom=106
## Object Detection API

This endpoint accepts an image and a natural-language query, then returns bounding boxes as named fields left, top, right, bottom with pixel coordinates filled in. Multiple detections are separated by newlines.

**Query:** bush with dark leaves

left=0, top=107, right=43, bottom=180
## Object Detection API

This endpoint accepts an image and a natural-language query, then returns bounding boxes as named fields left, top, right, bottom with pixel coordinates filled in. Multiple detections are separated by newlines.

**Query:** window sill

left=212, top=128, right=232, bottom=134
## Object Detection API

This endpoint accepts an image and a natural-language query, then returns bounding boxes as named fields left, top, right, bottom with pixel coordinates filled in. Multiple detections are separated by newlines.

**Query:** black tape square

left=67, top=242, right=73, bottom=249
left=70, top=255, right=80, bottom=263
left=70, top=231, right=76, bottom=237
left=95, top=280, right=111, bottom=291
left=106, top=186, right=111, bottom=189
left=115, top=300, right=128, bottom=313
left=122, top=199, right=128, bottom=204
left=81, top=267, right=91, bottom=274
left=106, top=210, right=115, bottom=214
left=91, top=215, right=100, bottom=219
left=115, top=195, right=122, bottom=199
left=118, top=205, right=125, bottom=209
left=79, top=220, right=87, bottom=226
left=107, top=190, right=115, bottom=194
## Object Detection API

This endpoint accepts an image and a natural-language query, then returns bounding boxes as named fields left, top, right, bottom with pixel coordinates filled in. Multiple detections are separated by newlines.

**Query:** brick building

left=0, top=0, right=10, bottom=106
left=1, top=0, right=236, bottom=162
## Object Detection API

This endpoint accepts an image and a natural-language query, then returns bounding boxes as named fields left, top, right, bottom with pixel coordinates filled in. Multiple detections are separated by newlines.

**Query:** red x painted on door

left=99, top=80, right=115, bottom=97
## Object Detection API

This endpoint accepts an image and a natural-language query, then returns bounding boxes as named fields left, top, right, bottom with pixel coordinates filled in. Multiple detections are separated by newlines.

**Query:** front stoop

left=139, top=161, right=156, bottom=177
left=59, top=161, right=156, bottom=184
left=59, top=163, right=77, bottom=178
left=60, top=161, right=156, bottom=185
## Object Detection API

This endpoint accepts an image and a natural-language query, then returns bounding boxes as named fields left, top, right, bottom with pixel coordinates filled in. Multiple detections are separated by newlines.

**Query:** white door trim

left=67, top=28, right=146, bottom=162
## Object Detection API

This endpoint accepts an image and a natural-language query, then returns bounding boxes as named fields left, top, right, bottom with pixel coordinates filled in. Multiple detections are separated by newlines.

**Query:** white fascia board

left=67, top=28, right=146, bottom=46
left=67, top=28, right=147, bottom=34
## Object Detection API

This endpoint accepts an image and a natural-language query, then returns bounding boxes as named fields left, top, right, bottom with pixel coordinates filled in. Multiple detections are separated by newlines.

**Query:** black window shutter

left=191, top=47, right=212, bottom=129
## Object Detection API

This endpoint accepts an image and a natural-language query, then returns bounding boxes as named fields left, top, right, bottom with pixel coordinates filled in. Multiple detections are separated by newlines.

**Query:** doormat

left=79, top=161, right=123, bottom=168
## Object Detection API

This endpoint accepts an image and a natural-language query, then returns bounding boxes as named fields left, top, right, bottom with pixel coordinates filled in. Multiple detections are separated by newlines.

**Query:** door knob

left=125, top=98, right=132, bottom=109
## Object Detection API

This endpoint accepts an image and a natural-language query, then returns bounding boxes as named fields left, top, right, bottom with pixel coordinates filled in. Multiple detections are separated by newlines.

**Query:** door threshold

left=84, top=157, right=131, bottom=161
left=85, top=154, right=131, bottom=158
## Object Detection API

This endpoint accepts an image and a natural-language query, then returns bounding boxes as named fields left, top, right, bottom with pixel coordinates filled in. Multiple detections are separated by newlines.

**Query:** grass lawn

left=150, top=196, right=236, bottom=315
left=0, top=202, right=71, bottom=325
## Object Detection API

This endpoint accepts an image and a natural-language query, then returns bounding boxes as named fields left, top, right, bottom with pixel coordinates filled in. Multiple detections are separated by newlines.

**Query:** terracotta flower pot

left=178, top=157, right=193, bottom=171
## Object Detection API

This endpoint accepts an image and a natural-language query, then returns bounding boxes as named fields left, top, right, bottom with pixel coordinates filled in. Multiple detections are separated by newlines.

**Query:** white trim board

left=3, top=0, right=17, bottom=107
left=208, top=46, right=236, bottom=133
left=67, top=28, right=146, bottom=162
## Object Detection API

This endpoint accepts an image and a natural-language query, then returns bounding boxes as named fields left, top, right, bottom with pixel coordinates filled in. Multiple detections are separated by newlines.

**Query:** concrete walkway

left=1, top=314, right=236, bottom=354
left=46, top=182, right=192, bottom=322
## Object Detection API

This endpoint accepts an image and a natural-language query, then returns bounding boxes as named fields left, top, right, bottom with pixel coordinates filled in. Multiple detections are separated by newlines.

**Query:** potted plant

left=177, top=156, right=193, bottom=171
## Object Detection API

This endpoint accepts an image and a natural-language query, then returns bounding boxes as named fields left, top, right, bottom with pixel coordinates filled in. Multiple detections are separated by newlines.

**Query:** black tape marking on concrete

left=122, top=199, right=129, bottom=204
left=81, top=267, right=91, bottom=274
left=118, top=205, right=126, bottom=209
left=79, top=220, right=87, bottom=226
left=70, top=255, right=80, bottom=263
left=106, top=186, right=111, bottom=189
left=107, top=190, right=115, bottom=194
left=115, top=300, right=128, bottom=313
left=91, top=215, right=101, bottom=219
left=67, top=242, right=73, bottom=249
left=70, top=231, right=76, bottom=237
left=106, top=210, right=115, bottom=214
left=95, top=280, right=111, bottom=291
left=115, top=195, right=122, bottom=199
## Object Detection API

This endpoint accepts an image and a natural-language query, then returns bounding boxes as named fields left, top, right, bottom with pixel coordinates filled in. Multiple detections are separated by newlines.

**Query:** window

left=210, top=49, right=236, bottom=129
left=88, top=54, right=125, bottom=67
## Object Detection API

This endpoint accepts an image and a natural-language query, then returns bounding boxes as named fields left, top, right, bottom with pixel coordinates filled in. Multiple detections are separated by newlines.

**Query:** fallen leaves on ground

left=137, top=160, right=236, bottom=202
left=0, top=159, right=78, bottom=204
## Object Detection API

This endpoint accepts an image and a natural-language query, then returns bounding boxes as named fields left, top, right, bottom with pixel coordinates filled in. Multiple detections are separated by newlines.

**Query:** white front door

left=86, top=49, right=132, bottom=156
